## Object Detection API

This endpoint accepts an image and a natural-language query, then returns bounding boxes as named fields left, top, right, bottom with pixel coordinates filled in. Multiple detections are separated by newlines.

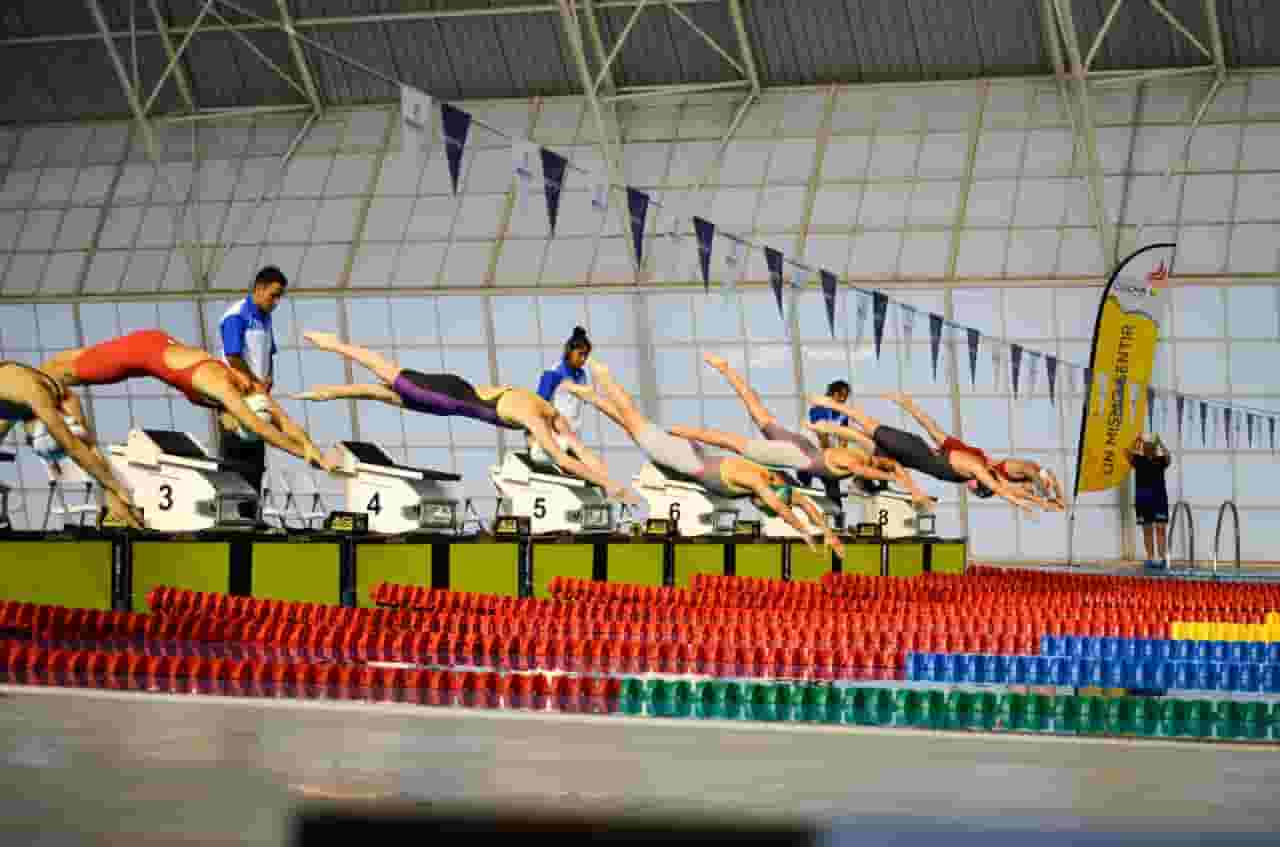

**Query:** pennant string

left=217, top=0, right=1277, bottom=438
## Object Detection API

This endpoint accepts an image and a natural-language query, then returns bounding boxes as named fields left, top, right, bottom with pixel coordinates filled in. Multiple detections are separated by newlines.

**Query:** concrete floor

left=2, top=685, right=1280, bottom=846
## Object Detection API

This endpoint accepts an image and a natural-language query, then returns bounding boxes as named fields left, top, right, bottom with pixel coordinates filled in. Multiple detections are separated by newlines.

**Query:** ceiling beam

left=146, top=0, right=197, bottom=112
left=1050, top=0, right=1117, bottom=266
left=0, top=0, right=723, bottom=47
left=272, top=0, right=323, bottom=115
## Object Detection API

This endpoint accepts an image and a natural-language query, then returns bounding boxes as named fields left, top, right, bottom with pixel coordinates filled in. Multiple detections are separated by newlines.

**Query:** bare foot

left=703, top=352, right=729, bottom=372
left=586, top=360, right=612, bottom=385
left=290, top=389, right=333, bottom=402
left=302, top=331, right=342, bottom=350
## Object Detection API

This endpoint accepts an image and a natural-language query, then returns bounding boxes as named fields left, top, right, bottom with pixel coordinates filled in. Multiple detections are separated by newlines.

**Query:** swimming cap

left=235, top=393, right=273, bottom=441
left=28, top=416, right=88, bottom=463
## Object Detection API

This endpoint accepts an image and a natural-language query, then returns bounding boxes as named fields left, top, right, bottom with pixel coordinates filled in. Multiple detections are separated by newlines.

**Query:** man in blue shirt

left=804, top=379, right=851, bottom=499
left=218, top=266, right=287, bottom=516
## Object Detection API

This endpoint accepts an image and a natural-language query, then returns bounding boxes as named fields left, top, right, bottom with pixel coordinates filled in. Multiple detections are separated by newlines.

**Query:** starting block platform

left=489, top=451, right=615, bottom=535
left=857, top=483, right=936, bottom=539
left=106, top=429, right=258, bottom=532
left=335, top=441, right=462, bottom=535
left=632, top=462, right=740, bottom=537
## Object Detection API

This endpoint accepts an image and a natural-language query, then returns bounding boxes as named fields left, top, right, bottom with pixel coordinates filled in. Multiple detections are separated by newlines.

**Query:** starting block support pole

left=229, top=537, right=253, bottom=596
left=517, top=537, right=533, bottom=599
left=109, top=530, right=133, bottom=612
left=338, top=536, right=357, bottom=607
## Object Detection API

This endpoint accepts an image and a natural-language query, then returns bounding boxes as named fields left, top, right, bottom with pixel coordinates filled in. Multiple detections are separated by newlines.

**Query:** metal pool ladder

left=1167, top=499, right=1195, bottom=570
left=1212, top=499, right=1240, bottom=574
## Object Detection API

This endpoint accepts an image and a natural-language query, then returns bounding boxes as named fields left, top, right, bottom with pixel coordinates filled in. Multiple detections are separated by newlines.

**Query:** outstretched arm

left=793, top=494, right=845, bottom=560
left=967, top=461, right=1038, bottom=514
left=222, top=391, right=333, bottom=471
left=526, top=416, right=634, bottom=503
left=265, top=397, right=328, bottom=464
left=748, top=482, right=819, bottom=554
left=32, top=403, right=144, bottom=528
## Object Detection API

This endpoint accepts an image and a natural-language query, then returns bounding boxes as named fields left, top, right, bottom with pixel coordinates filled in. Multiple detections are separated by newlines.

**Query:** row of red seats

left=33, top=600, right=1039, bottom=664
left=0, top=641, right=632, bottom=699
left=549, top=573, right=1277, bottom=618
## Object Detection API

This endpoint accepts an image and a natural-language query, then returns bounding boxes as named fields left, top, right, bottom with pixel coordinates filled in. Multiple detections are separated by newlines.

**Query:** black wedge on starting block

left=335, top=440, right=462, bottom=534
left=106, top=429, right=258, bottom=532
left=489, top=451, right=615, bottom=535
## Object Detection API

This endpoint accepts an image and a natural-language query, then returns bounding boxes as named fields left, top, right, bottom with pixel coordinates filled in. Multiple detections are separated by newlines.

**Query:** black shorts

left=1135, top=486, right=1169, bottom=526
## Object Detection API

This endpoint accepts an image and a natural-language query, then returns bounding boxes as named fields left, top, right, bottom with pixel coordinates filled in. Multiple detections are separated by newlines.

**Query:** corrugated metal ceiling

left=0, top=0, right=1276, bottom=126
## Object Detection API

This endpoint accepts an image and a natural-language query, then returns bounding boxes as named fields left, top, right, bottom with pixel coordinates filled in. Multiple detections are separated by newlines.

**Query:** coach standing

left=219, top=265, right=287, bottom=517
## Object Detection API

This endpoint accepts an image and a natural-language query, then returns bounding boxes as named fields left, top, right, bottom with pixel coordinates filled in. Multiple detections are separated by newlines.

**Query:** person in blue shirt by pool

left=532, top=326, right=592, bottom=465
left=804, top=380, right=851, bottom=498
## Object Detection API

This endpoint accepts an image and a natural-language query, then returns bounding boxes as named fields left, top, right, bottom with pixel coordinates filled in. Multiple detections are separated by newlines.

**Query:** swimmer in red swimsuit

left=41, top=330, right=337, bottom=473
left=806, top=390, right=1041, bottom=513
left=990, top=457, right=1066, bottom=511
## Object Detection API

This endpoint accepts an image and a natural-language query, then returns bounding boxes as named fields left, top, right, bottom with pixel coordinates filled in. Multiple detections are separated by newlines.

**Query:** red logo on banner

left=1146, top=261, right=1168, bottom=289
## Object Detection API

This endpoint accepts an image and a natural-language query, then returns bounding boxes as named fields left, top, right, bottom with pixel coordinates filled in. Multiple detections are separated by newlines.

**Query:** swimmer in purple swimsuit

left=291, top=332, right=636, bottom=502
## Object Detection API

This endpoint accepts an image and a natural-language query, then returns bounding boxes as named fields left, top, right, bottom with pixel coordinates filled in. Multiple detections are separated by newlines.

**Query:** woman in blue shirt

left=532, top=327, right=592, bottom=465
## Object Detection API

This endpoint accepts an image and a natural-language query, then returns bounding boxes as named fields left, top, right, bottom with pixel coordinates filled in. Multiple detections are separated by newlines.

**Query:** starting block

left=859, top=484, right=934, bottom=538
left=490, top=451, right=614, bottom=535
left=759, top=470, right=845, bottom=539
left=335, top=441, right=462, bottom=534
left=107, top=429, right=257, bottom=532
left=632, top=462, right=739, bottom=537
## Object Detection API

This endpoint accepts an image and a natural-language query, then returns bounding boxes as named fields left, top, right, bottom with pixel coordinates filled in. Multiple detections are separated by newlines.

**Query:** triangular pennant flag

left=871, top=291, right=888, bottom=356
left=399, top=84, right=433, bottom=174
left=693, top=217, right=715, bottom=291
left=1027, top=351, right=1040, bottom=397
left=1248, top=412, right=1255, bottom=448
left=1176, top=394, right=1185, bottom=441
left=1046, top=356, right=1058, bottom=406
left=440, top=103, right=472, bottom=195
left=1224, top=406, right=1233, bottom=448
left=821, top=271, right=840, bottom=339
left=899, top=304, right=916, bottom=363
left=1010, top=344, right=1023, bottom=398
left=511, top=138, right=537, bottom=213
left=852, top=290, right=869, bottom=351
left=540, top=148, right=567, bottom=236
left=1200, top=401, right=1209, bottom=445
left=626, top=187, right=649, bottom=267
left=992, top=345, right=1005, bottom=393
left=967, top=328, right=980, bottom=387
left=929, top=313, right=943, bottom=381
left=765, top=247, right=784, bottom=322
left=1271, top=416, right=1276, bottom=451
left=1146, top=385, right=1156, bottom=433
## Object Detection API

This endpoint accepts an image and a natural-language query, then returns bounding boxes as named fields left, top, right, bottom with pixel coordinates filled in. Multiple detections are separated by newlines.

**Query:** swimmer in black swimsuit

left=291, top=332, right=636, bottom=502
left=806, top=391, right=1040, bottom=513
left=0, top=361, right=144, bottom=528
